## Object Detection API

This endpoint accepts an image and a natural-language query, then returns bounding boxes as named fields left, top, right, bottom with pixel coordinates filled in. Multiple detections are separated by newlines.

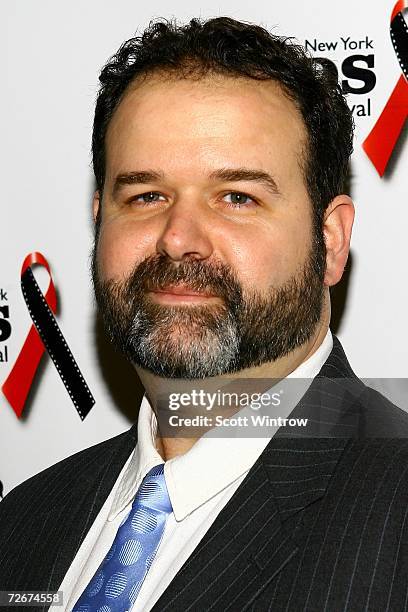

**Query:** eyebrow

left=209, top=168, right=280, bottom=195
left=112, top=167, right=280, bottom=198
left=112, top=170, right=164, bottom=197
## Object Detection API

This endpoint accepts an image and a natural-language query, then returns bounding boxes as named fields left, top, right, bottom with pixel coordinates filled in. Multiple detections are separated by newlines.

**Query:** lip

left=152, top=284, right=216, bottom=297
left=148, top=284, right=219, bottom=302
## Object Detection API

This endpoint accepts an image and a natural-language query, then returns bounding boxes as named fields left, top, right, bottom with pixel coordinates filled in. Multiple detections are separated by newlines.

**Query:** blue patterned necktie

left=73, top=463, right=172, bottom=612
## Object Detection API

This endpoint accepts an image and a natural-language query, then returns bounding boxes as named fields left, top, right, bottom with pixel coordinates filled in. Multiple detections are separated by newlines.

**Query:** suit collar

left=274, top=335, right=365, bottom=439
left=254, top=335, right=357, bottom=526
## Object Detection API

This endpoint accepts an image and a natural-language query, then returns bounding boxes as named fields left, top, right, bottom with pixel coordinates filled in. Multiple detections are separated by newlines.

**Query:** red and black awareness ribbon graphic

left=2, top=252, right=95, bottom=419
left=363, top=0, right=408, bottom=175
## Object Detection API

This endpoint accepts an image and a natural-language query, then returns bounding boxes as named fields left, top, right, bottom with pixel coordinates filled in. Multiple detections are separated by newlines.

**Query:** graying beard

left=128, top=308, right=240, bottom=379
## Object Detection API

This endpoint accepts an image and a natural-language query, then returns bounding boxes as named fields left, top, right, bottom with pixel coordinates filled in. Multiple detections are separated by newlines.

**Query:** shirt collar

left=109, top=329, right=333, bottom=521
left=287, top=327, right=333, bottom=378
left=109, top=397, right=163, bottom=520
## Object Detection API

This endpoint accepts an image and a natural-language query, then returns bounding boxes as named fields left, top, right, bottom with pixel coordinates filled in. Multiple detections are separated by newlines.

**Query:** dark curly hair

left=92, top=17, right=353, bottom=227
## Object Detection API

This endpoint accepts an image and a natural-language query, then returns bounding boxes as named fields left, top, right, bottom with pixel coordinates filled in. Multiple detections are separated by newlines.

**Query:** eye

left=222, top=192, right=256, bottom=208
left=131, top=191, right=166, bottom=204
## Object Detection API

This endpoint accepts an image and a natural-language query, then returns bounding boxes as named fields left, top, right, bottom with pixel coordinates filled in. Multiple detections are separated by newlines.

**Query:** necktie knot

left=136, top=464, right=172, bottom=514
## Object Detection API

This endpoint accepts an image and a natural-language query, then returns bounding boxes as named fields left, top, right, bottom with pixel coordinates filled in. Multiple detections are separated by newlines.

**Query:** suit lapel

left=152, top=458, right=296, bottom=611
left=153, top=337, right=357, bottom=611
left=48, top=426, right=138, bottom=590
left=153, top=437, right=349, bottom=611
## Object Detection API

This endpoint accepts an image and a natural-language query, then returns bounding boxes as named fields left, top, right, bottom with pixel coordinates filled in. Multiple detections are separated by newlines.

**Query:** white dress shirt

left=54, top=329, right=333, bottom=611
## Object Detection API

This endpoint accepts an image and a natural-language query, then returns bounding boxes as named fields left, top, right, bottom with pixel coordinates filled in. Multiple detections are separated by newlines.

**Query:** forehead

left=105, top=73, right=307, bottom=184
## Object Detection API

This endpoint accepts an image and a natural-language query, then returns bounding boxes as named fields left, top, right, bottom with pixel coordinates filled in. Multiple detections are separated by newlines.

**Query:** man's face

left=93, top=74, right=325, bottom=378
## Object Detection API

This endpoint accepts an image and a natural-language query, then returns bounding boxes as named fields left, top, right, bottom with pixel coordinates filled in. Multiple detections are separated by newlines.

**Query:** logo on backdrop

left=304, top=0, right=408, bottom=176
left=363, top=0, right=408, bottom=175
left=0, top=286, right=10, bottom=366
left=1, top=252, right=95, bottom=420
left=305, top=34, right=376, bottom=119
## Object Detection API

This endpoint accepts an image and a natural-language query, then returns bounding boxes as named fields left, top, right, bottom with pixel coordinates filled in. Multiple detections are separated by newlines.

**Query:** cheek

left=227, top=223, right=310, bottom=291
left=96, top=218, right=156, bottom=280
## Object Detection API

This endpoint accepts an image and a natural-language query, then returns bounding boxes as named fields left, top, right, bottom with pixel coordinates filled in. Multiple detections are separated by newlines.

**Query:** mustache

left=120, top=254, right=243, bottom=305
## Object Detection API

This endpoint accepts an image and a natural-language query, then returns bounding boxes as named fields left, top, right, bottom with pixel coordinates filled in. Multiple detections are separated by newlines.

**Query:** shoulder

left=358, top=383, right=408, bottom=435
left=0, top=425, right=137, bottom=524
left=322, top=336, right=408, bottom=436
left=331, top=438, right=408, bottom=517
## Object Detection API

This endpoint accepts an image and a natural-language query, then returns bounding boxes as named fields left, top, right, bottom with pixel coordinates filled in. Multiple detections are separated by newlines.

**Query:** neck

left=136, top=306, right=330, bottom=461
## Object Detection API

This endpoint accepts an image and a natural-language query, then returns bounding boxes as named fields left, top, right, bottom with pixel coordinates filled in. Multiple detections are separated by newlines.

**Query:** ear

left=92, top=190, right=101, bottom=223
left=323, top=194, right=355, bottom=287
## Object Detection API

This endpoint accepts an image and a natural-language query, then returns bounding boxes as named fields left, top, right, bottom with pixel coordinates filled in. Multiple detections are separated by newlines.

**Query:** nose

left=156, top=199, right=214, bottom=262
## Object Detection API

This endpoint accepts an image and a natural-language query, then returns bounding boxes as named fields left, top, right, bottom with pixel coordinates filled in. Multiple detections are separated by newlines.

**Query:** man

left=1, top=16, right=408, bottom=612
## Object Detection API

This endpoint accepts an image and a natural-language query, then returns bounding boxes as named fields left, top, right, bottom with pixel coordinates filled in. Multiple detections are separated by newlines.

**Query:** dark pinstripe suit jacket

left=1, top=336, right=408, bottom=612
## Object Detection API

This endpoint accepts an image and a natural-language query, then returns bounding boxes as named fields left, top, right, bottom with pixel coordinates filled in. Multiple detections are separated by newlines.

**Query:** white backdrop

left=1, top=0, right=407, bottom=495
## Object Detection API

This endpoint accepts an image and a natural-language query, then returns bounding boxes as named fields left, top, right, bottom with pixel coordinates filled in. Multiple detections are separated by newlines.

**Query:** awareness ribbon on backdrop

left=2, top=252, right=94, bottom=419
